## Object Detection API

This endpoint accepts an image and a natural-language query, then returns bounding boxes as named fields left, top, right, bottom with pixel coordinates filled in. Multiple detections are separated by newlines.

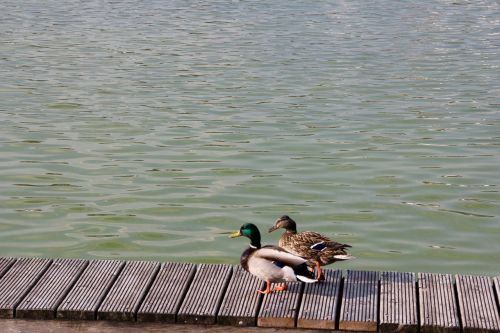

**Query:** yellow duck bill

left=229, top=231, right=242, bottom=238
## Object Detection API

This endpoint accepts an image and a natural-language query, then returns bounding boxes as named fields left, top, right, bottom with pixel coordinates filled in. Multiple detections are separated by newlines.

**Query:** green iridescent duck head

left=229, top=223, right=261, bottom=248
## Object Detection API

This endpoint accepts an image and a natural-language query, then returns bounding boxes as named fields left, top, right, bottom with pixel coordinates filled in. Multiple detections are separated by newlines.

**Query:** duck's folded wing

left=257, top=245, right=307, bottom=266
left=312, top=241, right=352, bottom=251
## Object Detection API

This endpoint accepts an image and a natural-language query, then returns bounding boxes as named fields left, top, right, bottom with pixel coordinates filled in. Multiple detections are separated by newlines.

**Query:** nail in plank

left=297, top=269, right=342, bottom=330
left=57, top=260, right=124, bottom=320
left=218, top=265, right=263, bottom=326
left=257, top=281, right=303, bottom=328
left=97, top=261, right=160, bottom=321
left=137, top=262, right=195, bottom=322
left=339, top=270, right=379, bottom=332
left=177, top=264, right=232, bottom=325
left=0, top=257, right=52, bottom=318
left=418, top=273, right=460, bottom=333
left=16, top=259, right=88, bottom=319
left=379, top=271, right=417, bottom=333
left=456, top=275, right=500, bottom=333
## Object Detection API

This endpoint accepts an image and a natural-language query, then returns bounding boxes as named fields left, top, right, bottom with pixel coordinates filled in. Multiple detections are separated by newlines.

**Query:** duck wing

left=311, top=240, right=352, bottom=251
left=294, top=231, right=351, bottom=251
left=282, top=231, right=330, bottom=254
left=255, top=245, right=307, bottom=267
left=291, top=231, right=330, bottom=247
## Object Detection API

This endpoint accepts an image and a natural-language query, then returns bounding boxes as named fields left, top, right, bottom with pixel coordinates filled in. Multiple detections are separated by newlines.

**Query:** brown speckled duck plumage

left=269, top=215, right=355, bottom=280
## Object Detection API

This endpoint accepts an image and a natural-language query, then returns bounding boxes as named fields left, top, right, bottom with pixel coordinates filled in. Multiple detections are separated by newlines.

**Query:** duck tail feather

left=297, top=275, right=318, bottom=283
left=293, top=262, right=316, bottom=281
left=334, top=254, right=356, bottom=260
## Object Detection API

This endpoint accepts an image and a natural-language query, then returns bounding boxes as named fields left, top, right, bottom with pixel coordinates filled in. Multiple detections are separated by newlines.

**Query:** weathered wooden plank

left=177, top=264, right=232, bottom=325
left=57, top=260, right=124, bottom=320
left=456, top=275, right=500, bottom=333
left=297, top=269, right=342, bottom=330
left=0, top=257, right=52, bottom=318
left=136, top=262, right=196, bottom=322
left=379, top=271, right=417, bottom=333
left=339, top=270, right=379, bottom=332
left=16, top=259, right=88, bottom=319
left=0, top=257, right=16, bottom=278
left=97, top=261, right=160, bottom=321
left=418, top=273, right=460, bottom=333
left=1, top=318, right=326, bottom=333
left=217, top=265, right=263, bottom=326
left=257, top=281, right=303, bottom=328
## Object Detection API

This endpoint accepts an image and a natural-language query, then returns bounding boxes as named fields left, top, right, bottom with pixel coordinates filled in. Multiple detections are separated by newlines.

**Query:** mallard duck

left=269, top=215, right=354, bottom=280
left=230, top=223, right=317, bottom=294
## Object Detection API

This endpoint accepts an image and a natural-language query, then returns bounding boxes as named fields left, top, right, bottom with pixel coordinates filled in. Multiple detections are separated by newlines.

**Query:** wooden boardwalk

left=0, top=257, right=499, bottom=332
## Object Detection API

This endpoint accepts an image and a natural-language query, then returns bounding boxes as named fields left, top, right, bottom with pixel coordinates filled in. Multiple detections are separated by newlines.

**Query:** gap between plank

left=452, top=276, right=463, bottom=333
left=415, top=277, right=421, bottom=333
left=335, top=275, right=346, bottom=331
left=377, top=277, right=381, bottom=332
left=0, top=259, right=16, bottom=279
left=493, top=278, right=500, bottom=326
left=293, top=281, right=306, bottom=328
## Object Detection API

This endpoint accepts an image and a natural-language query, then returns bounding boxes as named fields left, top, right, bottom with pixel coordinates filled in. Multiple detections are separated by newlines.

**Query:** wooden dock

left=0, top=257, right=499, bottom=332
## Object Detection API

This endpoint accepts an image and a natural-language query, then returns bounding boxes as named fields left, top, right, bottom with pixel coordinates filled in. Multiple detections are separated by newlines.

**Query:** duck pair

left=230, top=215, right=354, bottom=294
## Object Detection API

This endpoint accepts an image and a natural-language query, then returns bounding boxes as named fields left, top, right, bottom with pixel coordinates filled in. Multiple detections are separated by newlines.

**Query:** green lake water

left=0, top=0, right=499, bottom=275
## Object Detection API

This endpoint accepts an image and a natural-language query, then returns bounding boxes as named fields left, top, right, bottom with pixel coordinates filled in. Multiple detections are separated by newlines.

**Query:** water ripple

left=0, top=0, right=499, bottom=274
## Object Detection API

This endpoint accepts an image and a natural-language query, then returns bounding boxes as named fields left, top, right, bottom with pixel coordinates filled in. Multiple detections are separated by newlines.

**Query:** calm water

left=0, top=1, right=499, bottom=275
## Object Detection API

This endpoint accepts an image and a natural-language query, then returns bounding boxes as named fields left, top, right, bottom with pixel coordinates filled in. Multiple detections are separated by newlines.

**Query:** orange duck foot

left=257, top=279, right=273, bottom=294
left=273, top=283, right=288, bottom=292
left=257, top=288, right=272, bottom=294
